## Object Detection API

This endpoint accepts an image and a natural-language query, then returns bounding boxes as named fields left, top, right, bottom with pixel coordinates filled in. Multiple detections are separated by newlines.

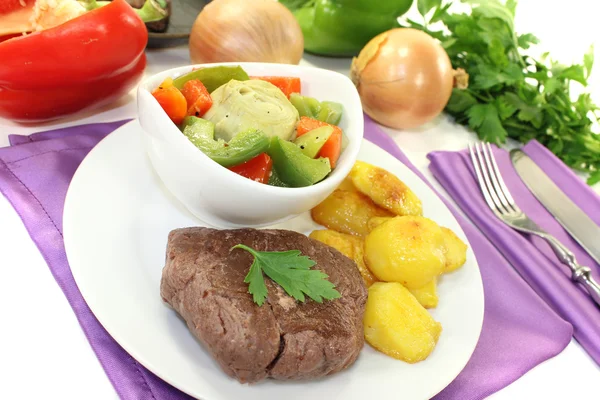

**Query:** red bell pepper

left=229, top=153, right=273, bottom=184
left=250, top=76, right=301, bottom=98
left=0, top=0, right=148, bottom=122
left=296, top=116, right=343, bottom=168
left=180, top=79, right=213, bottom=117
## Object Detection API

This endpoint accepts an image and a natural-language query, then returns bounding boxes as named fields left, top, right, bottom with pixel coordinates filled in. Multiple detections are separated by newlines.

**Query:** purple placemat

left=428, top=141, right=600, bottom=365
left=0, top=116, right=573, bottom=400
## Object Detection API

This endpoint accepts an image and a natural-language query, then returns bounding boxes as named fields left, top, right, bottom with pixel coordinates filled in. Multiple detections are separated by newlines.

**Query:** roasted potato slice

left=441, top=227, right=468, bottom=272
left=350, top=161, right=423, bottom=216
left=367, top=216, right=393, bottom=232
left=336, top=176, right=357, bottom=192
left=364, top=282, right=442, bottom=363
left=408, top=278, right=438, bottom=309
left=311, top=189, right=393, bottom=237
left=309, top=229, right=377, bottom=287
left=364, top=216, right=445, bottom=288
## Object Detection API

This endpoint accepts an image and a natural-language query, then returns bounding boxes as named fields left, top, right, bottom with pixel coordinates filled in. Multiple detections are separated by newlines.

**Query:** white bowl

left=137, top=62, right=364, bottom=228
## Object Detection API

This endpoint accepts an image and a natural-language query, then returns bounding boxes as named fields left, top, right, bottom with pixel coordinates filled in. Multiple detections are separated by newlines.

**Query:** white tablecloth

left=2, top=1, right=600, bottom=398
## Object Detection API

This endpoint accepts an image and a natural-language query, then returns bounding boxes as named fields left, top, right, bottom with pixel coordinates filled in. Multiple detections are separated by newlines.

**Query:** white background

left=1, top=1, right=600, bottom=399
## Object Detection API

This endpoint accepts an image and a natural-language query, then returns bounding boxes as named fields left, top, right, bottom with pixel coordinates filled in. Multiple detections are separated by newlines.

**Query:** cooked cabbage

left=203, top=79, right=299, bottom=142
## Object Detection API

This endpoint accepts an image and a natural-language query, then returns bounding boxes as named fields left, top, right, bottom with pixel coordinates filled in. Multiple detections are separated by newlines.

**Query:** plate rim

left=63, top=120, right=484, bottom=400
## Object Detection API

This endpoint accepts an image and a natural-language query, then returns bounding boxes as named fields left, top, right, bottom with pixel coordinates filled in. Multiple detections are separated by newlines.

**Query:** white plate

left=63, top=121, right=484, bottom=400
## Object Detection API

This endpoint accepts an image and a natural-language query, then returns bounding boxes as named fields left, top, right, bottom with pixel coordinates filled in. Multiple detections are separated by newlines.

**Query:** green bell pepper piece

left=172, top=66, right=250, bottom=92
left=289, top=93, right=343, bottom=125
left=294, top=126, right=333, bottom=158
left=182, top=117, right=269, bottom=168
left=267, top=167, right=290, bottom=187
left=268, top=137, right=331, bottom=187
left=282, top=0, right=413, bottom=57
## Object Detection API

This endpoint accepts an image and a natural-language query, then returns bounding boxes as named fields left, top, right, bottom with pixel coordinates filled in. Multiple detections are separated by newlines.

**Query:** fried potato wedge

left=309, top=229, right=377, bottom=287
left=311, top=189, right=393, bottom=237
left=441, top=227, right=468, bottom=273
left=408, top=278, right=438, bottom=309
left=364, top=216, right=445, bottom=289
left=350, top=161, right=423, bottom=216
left=364, top=282, right=442, bottom=363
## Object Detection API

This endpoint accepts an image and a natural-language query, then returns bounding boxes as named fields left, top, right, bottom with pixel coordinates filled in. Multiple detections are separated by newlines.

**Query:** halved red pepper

left=229, top=153, right=273, bottom=184
left=0, top=0, right=148, bottom=122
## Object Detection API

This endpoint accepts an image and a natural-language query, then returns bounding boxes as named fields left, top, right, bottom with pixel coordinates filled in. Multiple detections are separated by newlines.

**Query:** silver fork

left=469, top=142, right=600, bottom=307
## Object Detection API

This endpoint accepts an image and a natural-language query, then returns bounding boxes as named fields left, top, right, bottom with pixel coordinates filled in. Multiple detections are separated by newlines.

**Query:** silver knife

left=510, top=149, right=600, bottom=266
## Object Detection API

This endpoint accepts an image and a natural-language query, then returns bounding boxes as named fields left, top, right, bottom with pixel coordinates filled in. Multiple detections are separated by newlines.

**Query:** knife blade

left=510, top=149, right=600, bottom=265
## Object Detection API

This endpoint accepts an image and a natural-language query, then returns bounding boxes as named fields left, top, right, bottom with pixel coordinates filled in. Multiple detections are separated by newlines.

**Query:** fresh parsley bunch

left=408, top=0, right=600, bottom=184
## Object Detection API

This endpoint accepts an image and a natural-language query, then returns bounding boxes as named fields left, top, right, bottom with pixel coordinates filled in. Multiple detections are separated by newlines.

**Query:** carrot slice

left=250, top=76, right=301, bottom=98
left=152, top=79, right=187, bottom=125
left=296, top=116, right=343, bottom=168
left=181, top=79, right=213, bottom=117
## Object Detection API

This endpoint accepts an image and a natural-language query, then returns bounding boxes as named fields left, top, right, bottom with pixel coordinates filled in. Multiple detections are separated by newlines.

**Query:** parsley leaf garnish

left=409, top=0, right=600, bottom=184
left=231, top=244, right=342, bottom=306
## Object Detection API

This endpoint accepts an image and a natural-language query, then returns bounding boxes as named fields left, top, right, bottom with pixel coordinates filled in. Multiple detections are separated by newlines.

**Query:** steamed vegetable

left=351, top=28, right=454, bottom=129
left=290, top=93, right=343, bottom=125
left=172, top=65, right=249, bottom=92
left=296, top=116, right=343, bottom=168
left=406, top=0, right=600, bottom=184
left=151, top=78, right=187, bottom=125
left=189, top=0, right=303, bottom=65
left=182, top=117, right=270, bottom=167
left=268, top=137, right=331, bottom=187
left=229, top=153, right=273, bottom=184
left=180, top=79, right=212, bottom=117
left=203, top=79, right=300, bottom=142
left=251, top=76, right=301, bottom=99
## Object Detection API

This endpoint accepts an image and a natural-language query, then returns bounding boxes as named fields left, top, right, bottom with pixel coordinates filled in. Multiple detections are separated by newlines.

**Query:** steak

left=160, top=227, right=368, bottom=383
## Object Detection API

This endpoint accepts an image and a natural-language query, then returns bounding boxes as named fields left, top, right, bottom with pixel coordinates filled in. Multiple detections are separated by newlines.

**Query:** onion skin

left=351, top=28, right=453, bottom=130
left=189, top=0, right=303, bottom=65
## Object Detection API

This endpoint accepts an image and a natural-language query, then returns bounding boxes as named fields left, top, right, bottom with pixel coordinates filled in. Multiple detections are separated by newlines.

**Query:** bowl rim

left=137, top=62, right=364, bottom=198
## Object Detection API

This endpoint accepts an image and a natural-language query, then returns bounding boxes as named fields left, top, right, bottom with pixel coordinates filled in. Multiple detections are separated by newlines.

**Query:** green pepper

left=182, top=116, right=269, bottom=168
left=173, top=66, right=250, bottom=92
left=268, top=137, right=331, bottom=187
left=294, top=126, right=333, bottom=158
left=280, top=0, right=413, bottom=57
left=289, top=93, right=343, bottom=125
left=267, top=167, right=290, bottom=187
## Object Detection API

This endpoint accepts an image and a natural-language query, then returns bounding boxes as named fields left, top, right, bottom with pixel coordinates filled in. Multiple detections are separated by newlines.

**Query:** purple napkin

left=0, top=117, right=572, bottom=400
left=428, top=141, right=600, bottom=366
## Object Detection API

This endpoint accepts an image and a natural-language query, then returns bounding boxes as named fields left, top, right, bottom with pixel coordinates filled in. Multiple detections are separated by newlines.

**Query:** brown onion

left=189, top=0, right=303, bottom=65
left=351, top=28, right=454, bottom=130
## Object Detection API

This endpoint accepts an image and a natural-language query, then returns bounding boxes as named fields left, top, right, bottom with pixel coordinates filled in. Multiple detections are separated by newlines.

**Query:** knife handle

left=544, top=234, right=600, bottom=307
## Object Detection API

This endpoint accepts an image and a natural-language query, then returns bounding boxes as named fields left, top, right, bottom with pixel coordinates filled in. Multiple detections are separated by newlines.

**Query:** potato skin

left=408, top=278, right=438, bottom=309
left=350, top=161, right=423, bottom=216
left=311, top=189, right=393, bottom=237
left=309, top=229, right=378, bottom=287
left=364, top=282, right=442, bottom=363
left=364, top=216, right=445, bottom=289
left=441, top=227, right=468, bottom=272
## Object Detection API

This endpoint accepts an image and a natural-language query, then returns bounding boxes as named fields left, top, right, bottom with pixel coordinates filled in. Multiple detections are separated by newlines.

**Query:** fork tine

left=468, top=144, right=500, bottom=212
left=473, top=143, right=508, bottom=213
left=485, top=143, right=517, bottom=209
left=480, top=143, right=515, bottom=213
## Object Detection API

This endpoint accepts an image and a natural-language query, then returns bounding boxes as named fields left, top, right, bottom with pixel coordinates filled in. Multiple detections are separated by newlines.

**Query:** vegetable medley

left=151, top=65, right=346, bottom=188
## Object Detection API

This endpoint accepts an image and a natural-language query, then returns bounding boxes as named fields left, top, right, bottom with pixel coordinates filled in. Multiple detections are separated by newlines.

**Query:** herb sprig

left=408, top=0, right=600, bottom=184
left=232, top=244, right=341, bottom=306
